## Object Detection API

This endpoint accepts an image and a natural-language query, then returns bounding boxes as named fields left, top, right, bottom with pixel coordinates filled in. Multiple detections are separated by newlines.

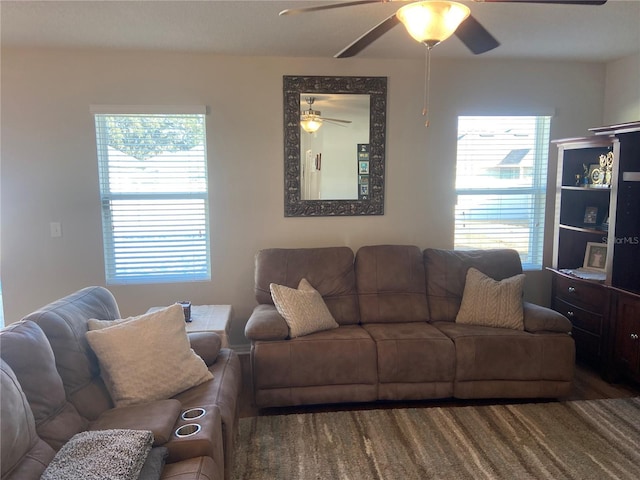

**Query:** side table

left=146, top=304, right=232, bottom=348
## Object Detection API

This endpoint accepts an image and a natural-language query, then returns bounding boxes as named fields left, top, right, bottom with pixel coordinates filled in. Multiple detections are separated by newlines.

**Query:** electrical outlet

left=50, top=222, right=62, bottom=238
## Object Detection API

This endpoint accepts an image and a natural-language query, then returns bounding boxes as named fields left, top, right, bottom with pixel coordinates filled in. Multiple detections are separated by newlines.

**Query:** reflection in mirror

left=283, top=76, right=387, bottom=216
left=300, top=94, right=370, bottom=200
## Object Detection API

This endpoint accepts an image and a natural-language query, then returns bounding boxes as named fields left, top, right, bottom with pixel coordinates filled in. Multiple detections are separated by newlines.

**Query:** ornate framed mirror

left=283, top=75, right=387, bottom=216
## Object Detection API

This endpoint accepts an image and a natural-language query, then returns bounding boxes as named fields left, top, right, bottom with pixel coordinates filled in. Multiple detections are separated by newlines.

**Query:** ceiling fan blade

left=321, top=118, right=353, bottom=124
left=279, top=0, right=383, bottom=16
left=335, top=13, right=400, bottom=58
left=455, top=14, right=500, bottom=55
left=476, top=0, right=606, bottom=4
left=323, top=120, right=350, bottom=128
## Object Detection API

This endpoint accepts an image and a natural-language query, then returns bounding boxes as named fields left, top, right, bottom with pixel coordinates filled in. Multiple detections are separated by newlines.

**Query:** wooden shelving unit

left=549, top=121, right=640, bottom=378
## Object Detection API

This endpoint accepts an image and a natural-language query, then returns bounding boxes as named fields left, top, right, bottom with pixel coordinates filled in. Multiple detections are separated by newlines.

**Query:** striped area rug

left=232, top=397, right=640, bottom=479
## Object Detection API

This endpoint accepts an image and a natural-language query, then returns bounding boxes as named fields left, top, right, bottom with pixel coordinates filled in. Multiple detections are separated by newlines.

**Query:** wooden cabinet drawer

left=553, top=297, right=603, bottom=335
left=554, top=275, right=607, bottom=313
left=572, top=327, right=601, bottom=359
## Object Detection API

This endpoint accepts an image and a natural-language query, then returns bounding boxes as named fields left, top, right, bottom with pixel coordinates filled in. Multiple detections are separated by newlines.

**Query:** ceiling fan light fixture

left=300, top=113, right=323, bottom=133
left=396, top=0, right=471, bottom=48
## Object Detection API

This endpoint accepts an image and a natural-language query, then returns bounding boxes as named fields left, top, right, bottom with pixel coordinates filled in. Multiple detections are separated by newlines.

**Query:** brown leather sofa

left=245, top=245, right=575, bottom=408
left=0, top=286, right=241, bottom=480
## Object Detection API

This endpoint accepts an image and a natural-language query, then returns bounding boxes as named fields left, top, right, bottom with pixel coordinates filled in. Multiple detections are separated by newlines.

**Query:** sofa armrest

left=188, top=332, right=222, bottom=366
left=89, top=399, right=182, bottom=445
left=244, top=304, right=289, bottom=341
left=523, top=302, right=572, bottom=333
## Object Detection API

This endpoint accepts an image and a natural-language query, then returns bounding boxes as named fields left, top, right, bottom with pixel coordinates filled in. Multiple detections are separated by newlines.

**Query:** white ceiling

left=1, top=0, right=639, bottom=62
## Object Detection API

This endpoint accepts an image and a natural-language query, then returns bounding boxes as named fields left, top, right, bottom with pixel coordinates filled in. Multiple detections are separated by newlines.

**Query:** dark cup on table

left=178, top=301, right=192, bottom=322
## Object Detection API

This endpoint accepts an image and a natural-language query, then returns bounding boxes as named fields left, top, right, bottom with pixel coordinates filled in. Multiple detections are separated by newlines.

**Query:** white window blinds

left=455, top=115, right=551, bottom=270
left=93, top=108, right=210, bottom=284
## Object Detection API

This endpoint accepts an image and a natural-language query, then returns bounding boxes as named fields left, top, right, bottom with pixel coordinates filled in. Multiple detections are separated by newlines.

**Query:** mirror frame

left=283, top=75, right=387, bottom=216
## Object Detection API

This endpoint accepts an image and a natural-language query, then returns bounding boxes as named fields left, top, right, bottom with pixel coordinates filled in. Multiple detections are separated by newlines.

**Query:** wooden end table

left=146, top=304, right=232, bottom=348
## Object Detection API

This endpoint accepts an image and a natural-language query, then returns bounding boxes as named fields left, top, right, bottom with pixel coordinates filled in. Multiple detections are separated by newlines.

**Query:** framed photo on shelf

left=583, top=242, right=607, bottom=272
left=583, top=206, right=598, bottom=225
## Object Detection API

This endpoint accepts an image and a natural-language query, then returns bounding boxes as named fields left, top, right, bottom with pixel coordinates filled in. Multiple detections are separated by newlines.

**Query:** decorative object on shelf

left=599, top=151, right=614, bottom=186
left=582, top=163, right=590, bottom=186
left=583, top=206, right=598, bottom=225
left=558, top=268, right=605, bottom=282
left=583, top=242, right=608, bottom=273
left=588, top=163, right=604, bottom=186
left=583, top=152, right=614, bottom=188
left=601, top=215, right=609, bottom=232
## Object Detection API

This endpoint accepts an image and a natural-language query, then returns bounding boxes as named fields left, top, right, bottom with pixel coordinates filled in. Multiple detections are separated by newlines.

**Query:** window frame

left=454, top=115, right=552, bottom=270
left=92, top=106, right=211, bottom=285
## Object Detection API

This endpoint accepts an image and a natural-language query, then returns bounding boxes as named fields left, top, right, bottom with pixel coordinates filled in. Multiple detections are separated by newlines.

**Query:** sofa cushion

left=23, top=286, right=122, bottom=421
left=362, top=322, right=455, bottom=400
left=356, top=245, right=430, bottom=324
left=434, top=322, right=575, bottom=384
left=255, top=247, right=360, bottom=325
left=252, top=325, right=377, bottom=390
left=86, top=304, right=212, bottom=407
left=456, top=268, right=525, bottom=330
left=270, top=278, right=339, bottom=338
left=1, top=359, right=56, bottom=480
left=0, top=321, right=88, bottom=450
left=424, top=248, right=524, bottom=322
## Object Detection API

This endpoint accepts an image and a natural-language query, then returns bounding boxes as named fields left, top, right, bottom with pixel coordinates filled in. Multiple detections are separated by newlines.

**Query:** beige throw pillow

left=270, top=278, right=339, bottom=338
left=456, top=267, right=525, bottom=330
left=86, top=304, right=212, bottom=407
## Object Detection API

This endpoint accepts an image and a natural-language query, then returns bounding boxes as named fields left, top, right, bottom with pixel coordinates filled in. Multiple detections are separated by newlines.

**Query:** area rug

left=232, top=397, right=640, bottom=479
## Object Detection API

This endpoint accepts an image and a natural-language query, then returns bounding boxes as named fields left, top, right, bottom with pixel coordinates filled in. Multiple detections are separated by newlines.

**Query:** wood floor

left=236, top=352, right=640, bottom=418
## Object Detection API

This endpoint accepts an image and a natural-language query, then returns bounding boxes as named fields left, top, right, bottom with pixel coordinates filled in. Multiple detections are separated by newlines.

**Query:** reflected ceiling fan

left=280, top=0, right=608, bottom=58
left=300, top=97, right=352, bottom=134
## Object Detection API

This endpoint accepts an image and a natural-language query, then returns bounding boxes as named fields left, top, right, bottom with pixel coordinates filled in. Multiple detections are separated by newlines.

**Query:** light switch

left=50, top=222, right=62, bottom=238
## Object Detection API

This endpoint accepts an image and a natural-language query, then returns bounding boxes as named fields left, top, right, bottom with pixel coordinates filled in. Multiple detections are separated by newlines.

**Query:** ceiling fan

left=280, top=0, right=608, bottom=58
left=300, top=97, right=352, bottom=134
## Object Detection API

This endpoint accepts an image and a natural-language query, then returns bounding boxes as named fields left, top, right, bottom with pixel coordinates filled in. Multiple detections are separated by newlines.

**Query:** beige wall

left=1, top=48, right=607, bottom=346
left=604, top=52, right=640, bottom=125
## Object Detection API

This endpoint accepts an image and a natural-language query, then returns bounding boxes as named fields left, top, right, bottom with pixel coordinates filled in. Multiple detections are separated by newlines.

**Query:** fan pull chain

left=422, top=46, right=432, bottom=128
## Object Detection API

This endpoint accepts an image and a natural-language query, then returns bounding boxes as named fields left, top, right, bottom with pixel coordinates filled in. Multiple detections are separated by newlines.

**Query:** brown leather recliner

left=1, top=286, right=242, bottom=480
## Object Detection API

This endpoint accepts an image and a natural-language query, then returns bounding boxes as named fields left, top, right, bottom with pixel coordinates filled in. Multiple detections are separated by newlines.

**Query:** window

left=455, top=115, right=551, bottom=270
left=93, top=106, right=210, bottom=284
